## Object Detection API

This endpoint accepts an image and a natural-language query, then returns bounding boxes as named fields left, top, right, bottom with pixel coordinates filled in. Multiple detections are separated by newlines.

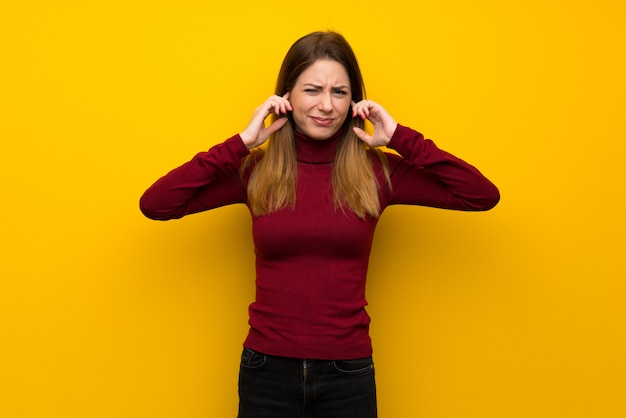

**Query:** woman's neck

left=294, top=129, right=343, bottom=164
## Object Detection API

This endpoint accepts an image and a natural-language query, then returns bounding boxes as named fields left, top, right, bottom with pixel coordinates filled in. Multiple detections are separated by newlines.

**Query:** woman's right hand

left=240, top=93, right=292, bottom=149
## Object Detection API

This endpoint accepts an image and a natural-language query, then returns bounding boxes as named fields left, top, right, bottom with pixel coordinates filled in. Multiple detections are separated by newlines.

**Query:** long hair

left=243, top=31, right=390, bottom=218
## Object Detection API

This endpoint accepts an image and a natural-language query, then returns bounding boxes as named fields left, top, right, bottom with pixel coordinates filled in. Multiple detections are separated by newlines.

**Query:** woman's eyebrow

left=303, top=83, right=349, bottom=89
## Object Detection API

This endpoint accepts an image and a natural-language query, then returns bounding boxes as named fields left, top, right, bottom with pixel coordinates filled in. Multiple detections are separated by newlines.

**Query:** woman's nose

left=317, top=93, right=333, bottom=111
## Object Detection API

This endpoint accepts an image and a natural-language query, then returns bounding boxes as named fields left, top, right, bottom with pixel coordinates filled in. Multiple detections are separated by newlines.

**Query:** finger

left=357, top=106, right=369, bottom=120
left=281, top=92, right=292, bottom=112
left=283, top=96, right=292, bottom=113
left=361, top=100, right=372, bottom=119
left=266, top=116, right=288, bottom=136
left=270, top=100, right=282, bottom=116
left=352, top=102, right=364, bottom=119
left=352, top=100, right=368, bottom=117
left=283, top=91, right=293, bottom=113
left=262, top=100, right=276, bottom=117
left=270, top=97, right=290, bottom=115
left=279, top=101, right=289, bottom=115
left=352, top=126, right=370, bottom=142
left=264, top=96, right=278, bottom=114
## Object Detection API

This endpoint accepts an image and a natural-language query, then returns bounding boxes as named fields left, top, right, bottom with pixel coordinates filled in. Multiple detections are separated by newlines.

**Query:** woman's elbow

left=476, top=183, right=500, bottom=211
left=139, top=193, right=171, bottom=220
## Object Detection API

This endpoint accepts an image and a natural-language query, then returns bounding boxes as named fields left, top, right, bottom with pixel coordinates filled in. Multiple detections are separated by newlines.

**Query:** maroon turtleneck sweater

left=140, top=125, right=499, bottom=360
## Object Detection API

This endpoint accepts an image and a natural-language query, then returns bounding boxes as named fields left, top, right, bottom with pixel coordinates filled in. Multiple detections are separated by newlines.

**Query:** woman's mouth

left=310, top=116, right=334, bottom=126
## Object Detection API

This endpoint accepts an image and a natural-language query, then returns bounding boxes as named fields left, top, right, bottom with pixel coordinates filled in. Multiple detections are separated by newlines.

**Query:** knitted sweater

left=140, top=124, right=499, bottom=360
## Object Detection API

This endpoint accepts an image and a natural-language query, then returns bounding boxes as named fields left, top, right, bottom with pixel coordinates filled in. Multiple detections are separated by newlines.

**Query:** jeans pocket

left=240, top=347, right=267, bottom=370
left=332, top=357, right=374, bottom=375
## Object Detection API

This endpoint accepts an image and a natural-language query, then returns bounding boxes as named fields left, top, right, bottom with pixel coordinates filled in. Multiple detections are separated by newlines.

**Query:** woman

left=140, top=31, right=499, bottom=418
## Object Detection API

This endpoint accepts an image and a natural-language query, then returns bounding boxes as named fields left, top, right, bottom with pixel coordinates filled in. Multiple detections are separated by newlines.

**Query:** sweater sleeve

left=384, top=124, right=500, bottom=211
left=139, top=134, right=250, bottom=220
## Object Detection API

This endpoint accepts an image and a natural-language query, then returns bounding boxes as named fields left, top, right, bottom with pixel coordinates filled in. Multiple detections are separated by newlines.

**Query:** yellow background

left=1, top=0, right=624, bottom=417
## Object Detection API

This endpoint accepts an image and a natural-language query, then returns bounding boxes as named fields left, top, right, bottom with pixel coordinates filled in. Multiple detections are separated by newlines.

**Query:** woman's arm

left=386, top=125, right=500, bottom=211
left=139, top=134, right=250, bottom=220
left=140, top=94, right=293, bottom=220
left=351, top=99, right=499, bottom=211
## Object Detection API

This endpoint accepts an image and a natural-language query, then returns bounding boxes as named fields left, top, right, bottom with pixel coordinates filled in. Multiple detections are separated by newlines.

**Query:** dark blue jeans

left=238, top=347, right=377, bottom=418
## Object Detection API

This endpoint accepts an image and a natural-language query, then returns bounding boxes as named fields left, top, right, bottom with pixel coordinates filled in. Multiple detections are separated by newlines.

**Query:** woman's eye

left=334, top=90, right=347, bottom=96
left=304, top=89, right=319, bottom=93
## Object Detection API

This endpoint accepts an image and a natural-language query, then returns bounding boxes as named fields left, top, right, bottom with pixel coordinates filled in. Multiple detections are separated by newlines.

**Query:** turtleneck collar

left=294, top=129, right=343, bottom=164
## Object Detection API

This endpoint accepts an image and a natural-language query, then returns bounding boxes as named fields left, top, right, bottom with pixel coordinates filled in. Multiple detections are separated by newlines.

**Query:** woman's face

left=289, top=59, right=352, bottom=140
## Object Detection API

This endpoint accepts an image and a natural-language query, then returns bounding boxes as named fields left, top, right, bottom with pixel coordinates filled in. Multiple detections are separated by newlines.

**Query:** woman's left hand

left=351, top=100, right=398, bottom=147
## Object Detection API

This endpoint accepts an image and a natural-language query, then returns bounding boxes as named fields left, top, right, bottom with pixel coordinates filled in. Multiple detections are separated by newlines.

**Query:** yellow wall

left=1, top=0, right=624, bottom=417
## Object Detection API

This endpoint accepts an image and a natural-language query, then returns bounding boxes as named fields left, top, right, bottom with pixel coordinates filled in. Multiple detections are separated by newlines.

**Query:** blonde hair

left=241, top=31, right=391, bottom=218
